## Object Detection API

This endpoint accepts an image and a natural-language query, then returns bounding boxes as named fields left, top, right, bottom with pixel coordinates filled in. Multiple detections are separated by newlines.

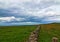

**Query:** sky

left=0, top=0, right=60, bottom=26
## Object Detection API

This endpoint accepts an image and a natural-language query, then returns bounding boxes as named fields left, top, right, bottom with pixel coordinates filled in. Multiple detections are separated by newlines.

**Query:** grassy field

left=0, top=25, right=37, bottom=42
left=0, top=23, right=60, bottom=42
left=38, top=23, right=60, bottom=42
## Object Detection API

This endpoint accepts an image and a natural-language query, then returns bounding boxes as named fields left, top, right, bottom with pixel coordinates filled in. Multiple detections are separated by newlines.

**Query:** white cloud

left=22, top=5, right=60, bottom=18
left=54, top=0, right=60, bottom=3
left=0, top=0, right=56, bottom=9
left=0, top=0, right=60, bottom=24
left=44, top=16, right=60, bottom=22
left=0, top=16, right=25, bottom=22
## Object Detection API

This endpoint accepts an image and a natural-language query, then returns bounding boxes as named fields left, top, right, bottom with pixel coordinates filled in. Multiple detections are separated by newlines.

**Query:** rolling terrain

left=0, top=25, right=37, bottom=42
left=0, top=23, right=60, bottom=42
left=38, top=23, right=60, bottom=42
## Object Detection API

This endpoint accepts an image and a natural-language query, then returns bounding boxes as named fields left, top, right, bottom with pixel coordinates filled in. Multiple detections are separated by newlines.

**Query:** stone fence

left=26, top=25, right=59, bottom=42
left=27, top=26, right=40, bottom=42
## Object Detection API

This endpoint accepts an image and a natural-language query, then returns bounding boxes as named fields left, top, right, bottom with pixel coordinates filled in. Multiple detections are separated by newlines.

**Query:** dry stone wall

left=27, top=26, right=40, bottom=42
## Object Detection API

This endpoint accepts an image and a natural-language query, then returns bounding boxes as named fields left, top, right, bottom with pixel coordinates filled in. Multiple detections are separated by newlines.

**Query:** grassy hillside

left=0, top=25, right=37, bottom=42
left=38, top=23, right=60, bottom=42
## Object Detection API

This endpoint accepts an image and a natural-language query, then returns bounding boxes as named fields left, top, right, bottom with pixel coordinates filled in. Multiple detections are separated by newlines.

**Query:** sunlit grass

left=0, top=25, right=37, bottom=42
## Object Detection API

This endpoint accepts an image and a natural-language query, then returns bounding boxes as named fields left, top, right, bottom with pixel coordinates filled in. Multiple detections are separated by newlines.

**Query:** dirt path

left=27, top=25, right=40, bottom=42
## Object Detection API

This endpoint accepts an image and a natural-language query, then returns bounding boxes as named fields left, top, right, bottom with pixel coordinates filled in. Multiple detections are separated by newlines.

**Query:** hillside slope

left=38, top=23, right=60, bottom=42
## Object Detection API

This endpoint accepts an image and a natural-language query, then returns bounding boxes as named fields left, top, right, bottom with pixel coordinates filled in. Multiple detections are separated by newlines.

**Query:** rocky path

left=27, top=25, right=40, bottom=42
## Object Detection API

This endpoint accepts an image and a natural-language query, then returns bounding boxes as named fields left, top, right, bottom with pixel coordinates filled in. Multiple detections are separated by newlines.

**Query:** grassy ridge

left=0, top=25, right=37, bottom=42
left=38, top=23, right=60, bottom=42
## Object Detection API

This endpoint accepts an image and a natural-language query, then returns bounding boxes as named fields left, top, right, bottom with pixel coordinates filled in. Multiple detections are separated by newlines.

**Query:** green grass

left=0, top=25, right=37, bottom=42
left=38, top=23, right=60, bottom=42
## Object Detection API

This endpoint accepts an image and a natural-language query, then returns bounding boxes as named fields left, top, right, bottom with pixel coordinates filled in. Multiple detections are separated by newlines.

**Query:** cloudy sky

left=0, top=0, right=60, bottom=25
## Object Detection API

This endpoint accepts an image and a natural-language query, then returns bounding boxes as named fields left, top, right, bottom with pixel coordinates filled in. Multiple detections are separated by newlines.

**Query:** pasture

left=38, top=23, right=60, bottom=42
left=0, top=25, right=37, bottom=42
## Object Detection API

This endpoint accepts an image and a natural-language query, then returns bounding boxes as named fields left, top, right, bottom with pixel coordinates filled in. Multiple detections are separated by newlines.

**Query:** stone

left=52, top=37, right=58, bottom=42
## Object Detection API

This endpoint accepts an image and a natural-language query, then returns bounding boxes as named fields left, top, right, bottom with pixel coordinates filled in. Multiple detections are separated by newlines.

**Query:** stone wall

left=27, top=26, right=40, bottom=42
